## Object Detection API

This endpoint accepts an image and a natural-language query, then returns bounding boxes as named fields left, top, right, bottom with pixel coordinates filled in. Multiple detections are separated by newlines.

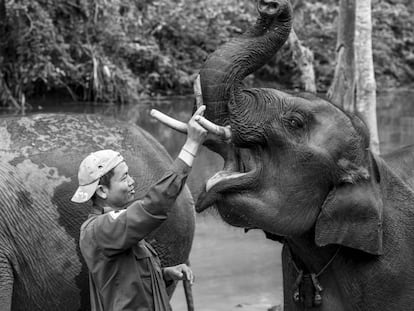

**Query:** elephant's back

left=0, top=113, right=194, bottom=311
left=0, top=113, right=170, bottom=168
left=0, top=113, right=181, bottom=220
left=0, top=113, right=177, bottom=197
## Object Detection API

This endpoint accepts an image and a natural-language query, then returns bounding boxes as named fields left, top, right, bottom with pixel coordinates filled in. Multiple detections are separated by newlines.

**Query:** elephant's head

left=197, top=0, right=383, bottom=255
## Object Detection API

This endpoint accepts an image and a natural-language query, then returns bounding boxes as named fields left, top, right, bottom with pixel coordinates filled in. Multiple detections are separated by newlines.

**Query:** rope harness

left=286, top=243, right=341, bottom=308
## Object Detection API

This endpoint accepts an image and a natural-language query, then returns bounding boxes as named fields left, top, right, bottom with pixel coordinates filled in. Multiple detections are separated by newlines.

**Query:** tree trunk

left=288, top=29, right=316, bottom=92
left=290, top=0, right=316, bottom=92
left=0, top=0, right=6, bottom=57
left=0, top=0, right=7, bottom=107
left=355, top=0, right=379, bottom=154
left=327, top=0, right=356, bottom=112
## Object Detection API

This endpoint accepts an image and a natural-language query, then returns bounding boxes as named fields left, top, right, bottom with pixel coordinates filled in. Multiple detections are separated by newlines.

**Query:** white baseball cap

left=71, top=150, right=124, bottom=203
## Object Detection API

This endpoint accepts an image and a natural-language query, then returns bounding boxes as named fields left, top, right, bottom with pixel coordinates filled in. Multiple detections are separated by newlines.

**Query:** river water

left=9, top=90, right=414, bottom=310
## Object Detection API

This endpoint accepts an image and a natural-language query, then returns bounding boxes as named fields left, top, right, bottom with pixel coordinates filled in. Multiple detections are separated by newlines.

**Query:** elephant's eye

left=287, top=117, right=304, bottom=129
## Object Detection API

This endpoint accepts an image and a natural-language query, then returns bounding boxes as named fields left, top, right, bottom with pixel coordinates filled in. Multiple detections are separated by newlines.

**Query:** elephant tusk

left=150, top=109, right=188, bottom=134
left=193, top=74, right=203, bottom=109
left=194, top=116, right=232, bottom=142
left=150, top=109, right=232, bottom=141
left=193, top=74, right=231, bottom=141
left=152, top=75, right=231, bottom=141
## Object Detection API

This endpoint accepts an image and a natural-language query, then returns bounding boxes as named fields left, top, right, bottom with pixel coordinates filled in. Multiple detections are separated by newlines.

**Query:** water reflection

left=5, top=90, right=414, bottom=310
left=376, top=90, right=414, bottom=154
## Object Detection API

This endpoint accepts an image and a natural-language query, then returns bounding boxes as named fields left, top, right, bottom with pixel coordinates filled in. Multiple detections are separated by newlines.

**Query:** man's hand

left=150, top=75, right=231, bottom=145
left=183, top=105, right=208, bottom=156
left=163, top=264, right=194, bottom=284
left=177, top=105, right=208, bottom=167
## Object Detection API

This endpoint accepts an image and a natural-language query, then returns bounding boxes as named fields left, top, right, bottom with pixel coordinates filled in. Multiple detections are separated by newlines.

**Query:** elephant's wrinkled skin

left=0, top=114, right=194, bottom=311
left=196, top=0, right=414, bottom=310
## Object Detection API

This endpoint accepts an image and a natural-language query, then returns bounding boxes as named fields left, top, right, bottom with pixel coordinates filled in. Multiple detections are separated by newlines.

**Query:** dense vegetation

left=0, top=0, right=413, bottom=108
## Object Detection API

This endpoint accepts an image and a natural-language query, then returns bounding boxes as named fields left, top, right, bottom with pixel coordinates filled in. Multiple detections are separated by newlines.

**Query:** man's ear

left=95, top=185, right=108, bottom=199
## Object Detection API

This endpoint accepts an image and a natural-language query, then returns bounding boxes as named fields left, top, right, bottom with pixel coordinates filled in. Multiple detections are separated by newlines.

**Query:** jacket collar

left=90, top=204, right=123, bottom=215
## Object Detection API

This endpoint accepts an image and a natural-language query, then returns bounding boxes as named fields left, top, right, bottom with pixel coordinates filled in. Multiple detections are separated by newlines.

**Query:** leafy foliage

left=283, top=0, right=414, bottom=92
left=371, top=0, right=414, bottom=88
left=0, top=0, right=412, bottom=108
left=0, top=0, right=254, bottom=108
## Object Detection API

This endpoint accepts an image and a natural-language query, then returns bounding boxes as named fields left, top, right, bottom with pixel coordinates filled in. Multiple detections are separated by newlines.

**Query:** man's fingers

left=194, top=116, right=232, bottom=141
left=188, top=270, right=194, bottom=284
left=182, top=267, right=194, bottom=284
left=192, top=105, right=206, bottom=119
left=192, top=120, right=208, bottom=135
left=194, top=116, right=218, bottom=133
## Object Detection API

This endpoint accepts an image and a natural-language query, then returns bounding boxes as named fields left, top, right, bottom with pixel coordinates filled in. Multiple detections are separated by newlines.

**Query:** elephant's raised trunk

left=199, top=0, right=292, bottom=129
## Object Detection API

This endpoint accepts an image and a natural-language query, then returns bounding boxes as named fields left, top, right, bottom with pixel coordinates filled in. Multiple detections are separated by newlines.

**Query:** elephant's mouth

left=196, top=147, right=262, bottom=212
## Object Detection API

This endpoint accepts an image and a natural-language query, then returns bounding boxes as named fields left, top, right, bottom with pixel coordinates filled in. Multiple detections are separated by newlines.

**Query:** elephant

left=0, top=113, right=195, bottom=311
left=179, top=0, right=414, bottom=310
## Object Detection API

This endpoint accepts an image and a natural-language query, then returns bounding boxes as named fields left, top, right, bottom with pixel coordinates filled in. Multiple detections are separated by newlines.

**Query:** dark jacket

left=79, top=159, right=190, bottom=311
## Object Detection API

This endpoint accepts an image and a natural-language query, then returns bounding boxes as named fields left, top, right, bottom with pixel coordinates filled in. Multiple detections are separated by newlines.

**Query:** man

left=71, top=106, right=209, bottom=311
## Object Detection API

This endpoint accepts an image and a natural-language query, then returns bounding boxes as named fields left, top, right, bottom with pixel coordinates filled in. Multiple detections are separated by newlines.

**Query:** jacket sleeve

left=91, top=158, right=191, bottom=256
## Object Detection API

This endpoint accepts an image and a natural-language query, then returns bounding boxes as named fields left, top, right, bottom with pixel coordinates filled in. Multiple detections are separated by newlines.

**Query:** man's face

left=105, top=162, right=135, bottom=208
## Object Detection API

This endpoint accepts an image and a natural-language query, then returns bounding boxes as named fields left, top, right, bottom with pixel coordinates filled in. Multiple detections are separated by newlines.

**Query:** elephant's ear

left=315, top=160, right=383, bottom=255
